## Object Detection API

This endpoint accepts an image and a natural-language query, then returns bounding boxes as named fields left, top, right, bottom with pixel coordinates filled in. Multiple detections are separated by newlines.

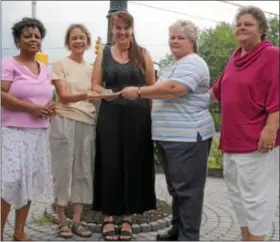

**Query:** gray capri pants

left=50, top=115, right=95, bottom=206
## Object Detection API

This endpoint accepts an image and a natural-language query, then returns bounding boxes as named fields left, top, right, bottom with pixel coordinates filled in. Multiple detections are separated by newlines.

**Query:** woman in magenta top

left=1, top=18, right=54, bottom=241
left=211, top=6, right=279, bottom=241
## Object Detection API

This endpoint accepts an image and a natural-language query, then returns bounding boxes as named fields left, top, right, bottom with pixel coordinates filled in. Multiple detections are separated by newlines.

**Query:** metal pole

left=31, top=0, right=37, bottom=18
left=106, top=0, right=128, bottom=45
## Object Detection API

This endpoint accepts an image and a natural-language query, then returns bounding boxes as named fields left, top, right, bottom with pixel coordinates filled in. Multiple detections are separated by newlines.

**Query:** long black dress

left=93, top=46, right=156, bottom=216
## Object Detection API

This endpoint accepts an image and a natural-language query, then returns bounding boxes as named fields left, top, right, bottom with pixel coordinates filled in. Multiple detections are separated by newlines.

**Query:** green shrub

left=208, top=137, right=223, bottom=169
left=210, top=103, right=221, bottom=132
left=154, top=142, right=161, bottom=165
left=210, top=102, right=220, bottom=113
left=154, top=137, right=223, bottom=170
left=212, top=112, right=221, bottom=132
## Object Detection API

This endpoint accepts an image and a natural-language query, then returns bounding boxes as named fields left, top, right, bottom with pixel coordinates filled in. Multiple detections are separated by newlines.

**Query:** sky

left=1, top=1, right=279, bottom=67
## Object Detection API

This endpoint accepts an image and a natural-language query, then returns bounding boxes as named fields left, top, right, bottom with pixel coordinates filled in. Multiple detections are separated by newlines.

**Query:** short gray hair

left=169, top=20, right=199, bottom=53
left=235, top=5, right=269, bottom=40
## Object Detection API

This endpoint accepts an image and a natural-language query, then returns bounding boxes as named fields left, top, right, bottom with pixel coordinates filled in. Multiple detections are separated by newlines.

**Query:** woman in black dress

left=91, top=11, right=156, bottom=241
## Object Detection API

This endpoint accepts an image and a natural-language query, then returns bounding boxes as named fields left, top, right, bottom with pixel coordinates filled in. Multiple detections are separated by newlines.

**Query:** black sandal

left=119, top=220, right=133, bottom=241
left=102, top=221, right=119, bottom=241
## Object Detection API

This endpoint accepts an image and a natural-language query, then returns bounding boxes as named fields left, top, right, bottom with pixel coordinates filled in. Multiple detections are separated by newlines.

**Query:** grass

left=31, top=213, right=52, bottom=226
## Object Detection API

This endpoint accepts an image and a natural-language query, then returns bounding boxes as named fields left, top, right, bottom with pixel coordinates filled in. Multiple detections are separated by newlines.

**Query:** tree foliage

left=198, top=22, right=237, bottom=86
left=159, top=53, right=174, bottom=69
left=159, top=17, right=279, bottom=83
left=268, top=16, right=280, bottom=47
left=157, top=17, right=279, bottom=130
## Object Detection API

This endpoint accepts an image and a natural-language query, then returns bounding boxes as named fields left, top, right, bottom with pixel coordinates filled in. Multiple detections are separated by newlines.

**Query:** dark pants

left=157, top=134, right=212, bottom=241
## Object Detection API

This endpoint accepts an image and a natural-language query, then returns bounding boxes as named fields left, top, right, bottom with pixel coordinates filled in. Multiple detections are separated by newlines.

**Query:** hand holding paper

left=122, top=86, right=139, bottom=100
left=100, top=89, right=120, bottom=101
left=87, top=90, right=101, bottom=102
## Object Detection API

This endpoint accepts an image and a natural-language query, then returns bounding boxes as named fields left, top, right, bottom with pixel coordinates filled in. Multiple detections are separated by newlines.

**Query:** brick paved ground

left=3, top=175, right=279, bottom=241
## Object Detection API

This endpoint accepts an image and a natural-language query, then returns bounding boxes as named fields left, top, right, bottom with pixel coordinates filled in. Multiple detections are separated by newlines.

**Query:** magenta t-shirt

left=1, top=56, right=53, bottom=128
left=212, top=41, right=280, bottom=153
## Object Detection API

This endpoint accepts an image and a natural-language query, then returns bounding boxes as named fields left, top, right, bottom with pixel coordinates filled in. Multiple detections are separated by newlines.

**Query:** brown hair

left=64, top=24, right=92, bottom=50
left=111, top=11, right=146, bottom=73
left=235, top=6, right=269, bottom=41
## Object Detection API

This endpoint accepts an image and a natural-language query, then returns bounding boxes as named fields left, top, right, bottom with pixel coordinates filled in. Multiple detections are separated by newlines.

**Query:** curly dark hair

left=12, top=17, right=46, bottom=46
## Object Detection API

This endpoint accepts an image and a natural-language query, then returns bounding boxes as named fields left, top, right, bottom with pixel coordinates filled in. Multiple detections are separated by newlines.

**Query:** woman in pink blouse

left=211, top=6, right=279, bottom=241
left=1, top=18, right=54, bottom=241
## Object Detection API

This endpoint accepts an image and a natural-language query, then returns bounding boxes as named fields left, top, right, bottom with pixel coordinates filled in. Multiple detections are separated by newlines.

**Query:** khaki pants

left=50, top=115, right=95, bottom=206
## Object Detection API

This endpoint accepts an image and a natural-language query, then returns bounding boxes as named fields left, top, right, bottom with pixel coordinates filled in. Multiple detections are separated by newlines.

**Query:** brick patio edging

left=46, top=205, right=172, bottom=234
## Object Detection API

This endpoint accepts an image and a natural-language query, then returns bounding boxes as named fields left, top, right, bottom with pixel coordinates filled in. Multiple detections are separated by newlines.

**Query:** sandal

left=57, top=224, right=73, bottom=239
left=102, top=220, right=119, bottom=241
left=72, top=222, right=92, bottom=238
left=119, top=220, right=133, bottom=241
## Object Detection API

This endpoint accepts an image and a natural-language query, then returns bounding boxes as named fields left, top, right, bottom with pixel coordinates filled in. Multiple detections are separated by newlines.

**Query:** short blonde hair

left=169, top=20, right=199, bottom=53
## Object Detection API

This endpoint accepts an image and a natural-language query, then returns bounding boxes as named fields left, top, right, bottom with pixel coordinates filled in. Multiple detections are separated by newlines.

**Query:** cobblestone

left=140, top=223, right=151, bottom=233
left=150, top=221, right=159, bottom=231
left=157, top=219, right=167, bottom=229
left=3, top=175, right=279, bottom=241
left=132, top=224, right=141, bottom=233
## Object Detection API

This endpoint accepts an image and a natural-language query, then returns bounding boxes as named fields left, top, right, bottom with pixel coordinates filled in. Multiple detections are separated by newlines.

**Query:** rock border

left=45, top=205, right=172, bottom=234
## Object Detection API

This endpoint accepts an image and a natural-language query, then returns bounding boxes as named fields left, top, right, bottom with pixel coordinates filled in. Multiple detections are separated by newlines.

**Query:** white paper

left=100, top=91, right=121, bottom=97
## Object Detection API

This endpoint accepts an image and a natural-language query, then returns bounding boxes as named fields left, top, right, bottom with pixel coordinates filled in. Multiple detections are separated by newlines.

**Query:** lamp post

left=31, top=0, right=48, bottom=65
left=106, top=0, right=128, bottom=45
left=31, top=0, right=37, bottom=18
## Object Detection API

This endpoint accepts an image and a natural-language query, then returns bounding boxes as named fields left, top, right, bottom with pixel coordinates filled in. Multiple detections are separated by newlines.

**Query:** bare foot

left=13, top=233, right=32, bottom=241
